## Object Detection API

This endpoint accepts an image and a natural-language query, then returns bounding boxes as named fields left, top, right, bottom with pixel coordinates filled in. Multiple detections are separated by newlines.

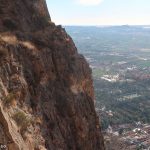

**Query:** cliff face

left=0, top=0, right=105, bottom=150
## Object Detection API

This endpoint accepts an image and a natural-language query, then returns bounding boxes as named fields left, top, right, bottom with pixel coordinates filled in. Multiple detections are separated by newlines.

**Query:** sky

left=46, top=0, right=150, bottom=26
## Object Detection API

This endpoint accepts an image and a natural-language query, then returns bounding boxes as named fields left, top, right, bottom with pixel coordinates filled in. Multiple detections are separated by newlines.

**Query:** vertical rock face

left=0, top=0, right=105, bottom=150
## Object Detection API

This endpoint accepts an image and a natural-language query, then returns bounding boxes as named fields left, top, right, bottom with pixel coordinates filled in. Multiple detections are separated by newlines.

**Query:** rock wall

left=0, top=0, right=105, bottom=149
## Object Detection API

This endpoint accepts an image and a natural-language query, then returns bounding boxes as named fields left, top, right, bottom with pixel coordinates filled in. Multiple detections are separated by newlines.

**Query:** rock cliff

left=0, top=0, right=105, bottom=149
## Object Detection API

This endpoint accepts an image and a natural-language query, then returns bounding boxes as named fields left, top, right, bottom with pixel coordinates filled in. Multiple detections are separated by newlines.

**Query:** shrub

left=0, top=47, right=8, bottom=59
left=13, top=111, right=31, bottom=132
left=3, top=19, right=17, bottom=30
left=34, top=16, right=50, bottom=29
left=3, top=92, right=15, bottom=106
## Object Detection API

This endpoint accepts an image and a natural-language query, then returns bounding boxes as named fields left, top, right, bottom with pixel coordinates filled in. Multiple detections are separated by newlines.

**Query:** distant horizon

left=62, top=24, right=150, bottom=26
left=47, top=0, right=150, bottom=26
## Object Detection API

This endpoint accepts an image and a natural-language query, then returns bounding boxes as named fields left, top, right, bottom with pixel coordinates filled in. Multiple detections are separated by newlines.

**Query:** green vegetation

left=34, top=16, right=50, bottom=29
left=92, top=69, right=107, bottom=78
left=13, top=111, right=31, bottom=133
left=3, top=19, right=17, bottom=30
left=96, top=79, right=150, bottom=129
left=3, top=92, right=15, bottom=106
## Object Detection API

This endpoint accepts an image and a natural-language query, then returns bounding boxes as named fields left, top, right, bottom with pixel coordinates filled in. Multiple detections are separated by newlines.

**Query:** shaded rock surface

left=0, top=0, right=105, bottom=149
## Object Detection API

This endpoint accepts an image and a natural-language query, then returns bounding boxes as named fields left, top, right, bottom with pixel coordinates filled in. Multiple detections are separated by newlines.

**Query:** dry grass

left=13, top=111, right=31, bottom=133
left=21, top=41, right=35, bottom=50
left=0, top=35, right=18, bottom=45
left=0, top=34, right=36, bottom=53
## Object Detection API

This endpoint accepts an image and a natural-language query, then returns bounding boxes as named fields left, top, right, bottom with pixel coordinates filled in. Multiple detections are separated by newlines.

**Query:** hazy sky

left=46, top=0, right=150, bottom=25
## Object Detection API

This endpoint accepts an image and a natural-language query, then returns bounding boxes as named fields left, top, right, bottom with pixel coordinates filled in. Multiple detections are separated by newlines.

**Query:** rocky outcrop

left=0, top=0, right=105, bottom=149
